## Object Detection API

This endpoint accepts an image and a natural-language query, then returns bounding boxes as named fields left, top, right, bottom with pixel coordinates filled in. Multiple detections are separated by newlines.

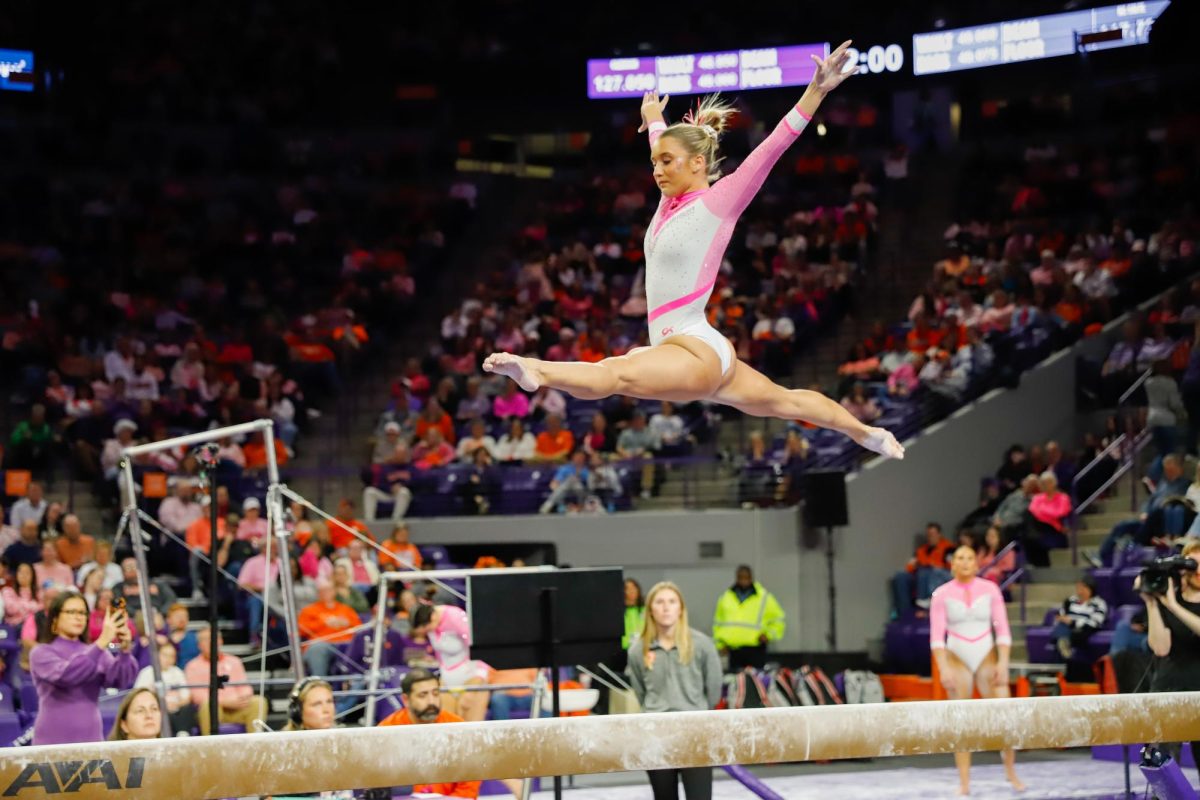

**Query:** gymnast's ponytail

left=663, top=94, right=738, bottom=182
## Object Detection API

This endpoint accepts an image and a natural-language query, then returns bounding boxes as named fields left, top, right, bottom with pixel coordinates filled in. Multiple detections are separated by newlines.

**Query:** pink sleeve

left=990, top=581, right=1012, bottom=645
left=647, top=121, right=667, bottom=148
left=929, top=588, right=947, bottom=650
left=703, top=105, right=811, bottom=221
left=1055, top=493, right=1073, bottom=520
left=438, top=605, right=472, bottom=645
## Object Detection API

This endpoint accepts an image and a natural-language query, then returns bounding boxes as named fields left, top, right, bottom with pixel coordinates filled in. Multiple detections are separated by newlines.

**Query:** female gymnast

left=930, top=546, right=1025, bottom=795
left=484, top=41, right=904, bottom=460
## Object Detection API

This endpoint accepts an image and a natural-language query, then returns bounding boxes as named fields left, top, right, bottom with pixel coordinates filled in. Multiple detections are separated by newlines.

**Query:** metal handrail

left=995, top=540, right=1028, bottom=624
left=1070, top=428, right=1153, bottom=565
left=1071, top=433, right=1127, bottom=505
left=1117, top=368, right=1154, bottom=407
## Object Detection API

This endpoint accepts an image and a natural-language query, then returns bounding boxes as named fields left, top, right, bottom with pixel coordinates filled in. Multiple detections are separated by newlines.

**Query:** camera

left=1139, top=556, right=1198, bottom=596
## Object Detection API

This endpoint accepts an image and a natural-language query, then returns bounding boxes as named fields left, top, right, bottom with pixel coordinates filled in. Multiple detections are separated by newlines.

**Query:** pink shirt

left=35, top=562, right=75, bottom=589
left=236, top=517, right=269, bottom=542
left=1, top=586, right=41, bottom=626
left=493, top=392, right=530, bottom=419
left=237, top=555, right=280, bottom=590
left=185, top=653, right=252, bottom=708
left=979, top=548, right=1017, bottom=583
left=1029, top=491, right=1071, bottom=532
left=887, top=362, right=920, bottom=394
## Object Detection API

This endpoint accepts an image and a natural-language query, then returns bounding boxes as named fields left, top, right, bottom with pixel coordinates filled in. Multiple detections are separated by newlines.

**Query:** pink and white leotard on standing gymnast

left=928, top=576, right=1012, bottom=673
left=644, top=104, right=811, bottom=375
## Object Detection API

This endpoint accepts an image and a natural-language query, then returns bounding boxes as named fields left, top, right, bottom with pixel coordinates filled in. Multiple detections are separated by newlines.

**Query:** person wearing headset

left=266, top=678, right=359, bottom=800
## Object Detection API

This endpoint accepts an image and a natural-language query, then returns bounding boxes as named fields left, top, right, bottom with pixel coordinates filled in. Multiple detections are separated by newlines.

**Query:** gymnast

left=484, top=41, right=904, bottom=460
left=930, top=546, right=1026, bottom=795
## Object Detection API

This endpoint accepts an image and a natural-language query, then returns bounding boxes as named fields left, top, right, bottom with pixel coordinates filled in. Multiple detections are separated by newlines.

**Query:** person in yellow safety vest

left=622, top=578, right=646, bottom=650
left=712, top=565, right=785, bottom=671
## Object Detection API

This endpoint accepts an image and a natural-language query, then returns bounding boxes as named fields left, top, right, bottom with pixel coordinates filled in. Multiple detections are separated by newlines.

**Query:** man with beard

left=378, top=668, right=481, bottom=798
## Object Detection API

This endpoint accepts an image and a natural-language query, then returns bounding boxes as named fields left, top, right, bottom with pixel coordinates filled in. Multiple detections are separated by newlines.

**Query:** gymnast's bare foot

left=483, top=352, right=543, bottom=392
left=957, top=783, right=969, bottom=796
left=1007, top=773, right=1026, bottom=792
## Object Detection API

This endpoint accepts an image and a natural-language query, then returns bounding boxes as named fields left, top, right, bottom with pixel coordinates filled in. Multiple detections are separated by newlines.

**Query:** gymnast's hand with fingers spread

left=638, top=90, right=669, bottom=134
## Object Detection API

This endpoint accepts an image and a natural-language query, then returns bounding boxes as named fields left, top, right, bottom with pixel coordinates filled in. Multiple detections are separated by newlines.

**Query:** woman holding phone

left=29, top=590, right=137, bottom=744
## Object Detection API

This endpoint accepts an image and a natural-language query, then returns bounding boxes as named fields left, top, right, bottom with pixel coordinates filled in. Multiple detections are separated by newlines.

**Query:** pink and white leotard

left=929, top=577, right=1012, bottom=674
left=429, top=605, right=488, bottom=687
left=644, top=104, right=811, bottom=374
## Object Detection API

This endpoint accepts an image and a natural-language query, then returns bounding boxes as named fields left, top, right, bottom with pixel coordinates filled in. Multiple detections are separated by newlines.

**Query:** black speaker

left=802, top=470, right=848, bottom=528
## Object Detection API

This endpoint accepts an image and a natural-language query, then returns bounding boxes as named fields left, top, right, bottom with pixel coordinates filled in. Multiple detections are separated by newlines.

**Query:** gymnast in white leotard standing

left=484, top=41, right=904, bottom=461
left=930, top=546, right=1025, bottom=796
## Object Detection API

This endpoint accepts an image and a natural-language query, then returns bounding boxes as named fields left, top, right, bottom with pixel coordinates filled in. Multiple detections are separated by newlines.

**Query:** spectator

left=1025, top=471, right=1072, bottom=567
left=100, top=420, right=140, bottom=486
left=1109, top=607, right=1150, bottom=655
left=887, top=353, right=924, bottom=397
left=1, top=562, right=40, bottom=626
left=297, top=580, right=361, bottom=677
left=492, top=381, right=530, bottom=420
left=1044, top=441, right=1076, bottom=494
left=243, top=430, right=289, bottom=471
left=184, top=625, right=268, bottom=736
left=977, top=526, right=1016, bottom=583
left=370, top=422, right=407, bottom=465
left=362, top=441, right=414, bottom=522
left=415, top=400, right=456, bottom=445
left=214, top=437, right=245, bottom=468
left=533, top=414, right=574, bottom=463
left=185, top=509, right=230, bottom=600
left=649, top=401, right=688, bottom=455
left=133, top=637, right=196, bottom=735
left=238, top=538, right=283, bottom=647
left=487, top=666, right=542, bottom=720
left=6, top=404, right=54, bottom=475
left=30, top=591, right=136, bottom=744
left=38, top=501, right=65, bottom=539
left=459, top=447, right=499, bottom=515
left=616, top=411, right=659, bottom=460
left=1096, top=455, right=1189, bottom=565
left=166, top=603, right=199, bottom=668
left=55, top=515, right=95, bottom=570
left=494, top=417, right=536, bottom=462
left=1145, top=359, right=1186, bottom=457
left=377, top=668, right=482, bottom=799
left=840, top=382, right=880, bottom=423
left=626, top=582, right=722, bottom=800
left=539, top=450, right=591, bottom=514
left=107, top=687, right=163, bottom=741
left=378, top=523, right=423, bottom=571
left=0, top=506, right=17, bottom=553
left=158, top=480, right=203, bottom=539
left=413, top=428, right=456, bottom=470
left=712, top=565, right=786, bottom=671
left=582, top=411, right=616, bottom=456
left=993, top=474, right=1040, bottom=541
left=456, top=418, right=498, bottom=463
left=282, top=677, right=336, bottom=732
left=335, top=540, right=380, bottom=592
left=235, top=497, right=268, bottom=542
left=116, top=557, right=177, bottom=616
left=892, top=523, right=953, bottom=616
left=332, top=563, right=370, bottom=615
left=35, top=540, right=74, bottom=588
left=77, top=539, right=123, bottom=591
left=996, top=445, right=1031, bottom=493
left=1051, top=575, right=1109, bottom=661
left=329, top=498, right=370, bottom=551
left=455, top=377, right=491, bottom=422
left=4, top=520, right=43, bottom=570
left=9, top=482, right=47, bottom=530
left=530, top=385, right=567, bottom=420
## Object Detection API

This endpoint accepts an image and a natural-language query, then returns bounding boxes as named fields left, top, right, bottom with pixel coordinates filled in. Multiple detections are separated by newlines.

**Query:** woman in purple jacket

left=30, top=590, right=137, bottom=744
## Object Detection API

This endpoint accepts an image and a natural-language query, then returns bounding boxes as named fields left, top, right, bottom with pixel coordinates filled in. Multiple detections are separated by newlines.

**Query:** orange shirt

left=379, top=541, right=422, bottom=571
left=906, top=539, right=953, bottom=573
left=55, top=535, right=96, bottom=569
left=378, top=709, right=480, bottom=798
left=329, top=516, right=369, bottom=550
left=186, top=517, right=227, bottom=552
left=297, top=601, right=361, bottom=650
left=415, top=412, right=456, bottom=445
left=535, top=429, right=574, bottom=459
left=244, top=438, right=289, bottom=469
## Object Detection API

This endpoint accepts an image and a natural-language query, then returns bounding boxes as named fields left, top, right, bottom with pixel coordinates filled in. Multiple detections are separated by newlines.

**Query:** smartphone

left=112, top=597, right=127, bottom=614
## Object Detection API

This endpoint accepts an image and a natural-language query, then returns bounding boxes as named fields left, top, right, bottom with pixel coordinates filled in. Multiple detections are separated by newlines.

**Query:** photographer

left=1141, top=538, right=1200, bottom=782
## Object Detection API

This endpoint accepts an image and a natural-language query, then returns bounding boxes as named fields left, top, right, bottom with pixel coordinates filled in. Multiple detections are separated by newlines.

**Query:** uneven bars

left=120, top=419, right=273, bottom=458
left=4, top=693, right=1200, bottom=799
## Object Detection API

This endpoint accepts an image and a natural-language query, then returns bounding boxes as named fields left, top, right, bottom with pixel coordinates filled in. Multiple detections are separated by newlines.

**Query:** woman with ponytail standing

left=626, top=582, right=722, bottom=799
left=484, top=40, right=903, bottom=463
